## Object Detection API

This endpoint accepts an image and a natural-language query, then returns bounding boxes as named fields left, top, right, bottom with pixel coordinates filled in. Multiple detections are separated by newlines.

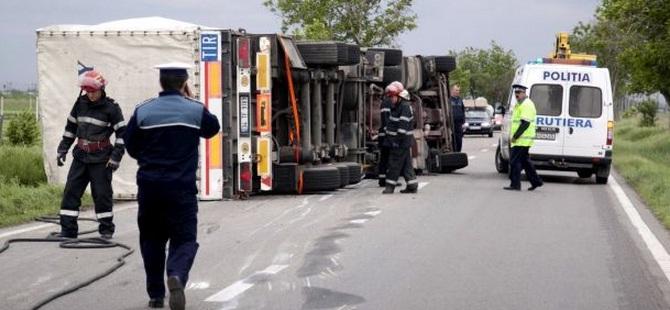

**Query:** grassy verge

left=0, top=146, right=91, bottom=228
left=614, top=114, right=670, bottom=228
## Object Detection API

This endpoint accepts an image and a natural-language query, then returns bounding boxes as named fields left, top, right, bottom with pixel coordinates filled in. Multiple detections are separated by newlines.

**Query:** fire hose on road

left=0, top=216, right=134, bottom=310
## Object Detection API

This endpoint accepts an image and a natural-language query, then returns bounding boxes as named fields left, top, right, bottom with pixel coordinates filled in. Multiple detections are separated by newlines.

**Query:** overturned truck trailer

left=37, top=17, right=466, bottom=200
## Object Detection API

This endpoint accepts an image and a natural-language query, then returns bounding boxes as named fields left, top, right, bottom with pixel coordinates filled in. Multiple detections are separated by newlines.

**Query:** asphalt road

left=2, top=133, right=670, bottom=310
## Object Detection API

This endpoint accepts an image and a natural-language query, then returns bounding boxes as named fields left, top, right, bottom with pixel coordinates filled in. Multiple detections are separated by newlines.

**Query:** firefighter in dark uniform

left=125, top=62, right=220, bottom=309
left=450, top=84, right=466, bottom=152
left=377, top=81, right=404, bottom=187
left=382, top=82, right=419, bottom=194
left=57, top=69, right=125, bottom=239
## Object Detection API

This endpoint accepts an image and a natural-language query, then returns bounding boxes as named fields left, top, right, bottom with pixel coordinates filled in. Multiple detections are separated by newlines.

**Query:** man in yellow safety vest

left=504, top=84, right=543, bottom=191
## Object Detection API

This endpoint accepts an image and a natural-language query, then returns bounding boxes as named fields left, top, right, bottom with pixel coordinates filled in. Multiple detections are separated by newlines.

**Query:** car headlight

left=463, top=123, right=469, bottom=127
left=482, top=122, right=491, bottom=127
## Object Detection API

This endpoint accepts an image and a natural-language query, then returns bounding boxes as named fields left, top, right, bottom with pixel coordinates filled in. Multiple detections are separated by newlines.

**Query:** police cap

left=512, top=84, right=528, bottom=92
left=154, top=62, right=193, bottom=79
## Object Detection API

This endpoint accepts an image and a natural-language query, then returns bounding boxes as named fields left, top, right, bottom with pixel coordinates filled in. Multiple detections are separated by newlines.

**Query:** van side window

left=569, top=86, right=602, bottom=118
left=530, top=84, right=563, bottom=116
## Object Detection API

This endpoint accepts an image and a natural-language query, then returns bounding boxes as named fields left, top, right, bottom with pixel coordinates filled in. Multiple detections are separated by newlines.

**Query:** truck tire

left=434, top=56, right=456, bottom=73
left=342, top=162, right=363, bottom=184
left=331, top=164, right=350, bottom=188
left=383, top=66, right=404, bottom=84
left=495, top=145, right=509, bottom=174
left=368, top=48, right=403, bottom=66
left=439, top=152, right=469, bottom=173
left=297, top=42, right=360, bottom=66
left=303, top=165, right=341, bottom=192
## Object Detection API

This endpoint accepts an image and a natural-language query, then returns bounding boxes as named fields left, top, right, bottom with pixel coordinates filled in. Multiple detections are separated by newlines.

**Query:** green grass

left=0, top=145, right=92, bottom=228
left=614, top=114, right=670, bottom=228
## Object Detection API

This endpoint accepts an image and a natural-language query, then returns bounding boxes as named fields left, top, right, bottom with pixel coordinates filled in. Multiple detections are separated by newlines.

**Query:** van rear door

left=562, top=70, right=610, bottom=158
left=529, top=83, right=566, bottom=157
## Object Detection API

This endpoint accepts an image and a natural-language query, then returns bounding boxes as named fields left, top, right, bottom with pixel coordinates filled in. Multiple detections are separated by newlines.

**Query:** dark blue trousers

left=509, top=146, right=543, bottom=189
left=137, top=185, right=199, bottom=299
left=453, top=123, right=464, bottom=152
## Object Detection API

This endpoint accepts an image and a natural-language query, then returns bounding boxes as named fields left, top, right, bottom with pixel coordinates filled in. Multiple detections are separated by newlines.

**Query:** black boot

left=167, top=276, right=185, bottom=310
left=148, top=298, right=164, bottom=308
left=400, top=183, right=418, bottom=194
left=378, top=178, right=386, bottom=187
left=382, top=185, right=395, bottom=194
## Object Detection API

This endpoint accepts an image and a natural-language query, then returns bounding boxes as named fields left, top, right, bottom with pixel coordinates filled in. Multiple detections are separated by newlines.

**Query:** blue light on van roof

left=528, top=58, right=598, bottom=67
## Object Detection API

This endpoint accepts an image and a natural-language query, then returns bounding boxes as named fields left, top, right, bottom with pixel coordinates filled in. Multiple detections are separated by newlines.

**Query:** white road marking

left=364, top=210, right=382, bottom=217
left=610, top=177, right=670, bottom=283
left=319, top=194, right=334, bottom=202
left=468, top=156, right=476, bottom=160
left=206, top=264, right=289, bottom=302
left=350, top=219, right=369, bottom=225
left=186, top=282, right=210, bottom=290
left=481, top=148, right=489, bottom=153
left=306, top=277, right=312, bottom=287
left=491, top=143, right=498, bottom=147
left=418, top=182, right=429, bottom=190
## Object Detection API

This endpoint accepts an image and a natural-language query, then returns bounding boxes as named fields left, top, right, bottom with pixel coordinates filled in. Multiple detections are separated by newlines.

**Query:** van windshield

left=530, top=84, right=563, bottom=116
left=569, top=86, right=602, bottom=118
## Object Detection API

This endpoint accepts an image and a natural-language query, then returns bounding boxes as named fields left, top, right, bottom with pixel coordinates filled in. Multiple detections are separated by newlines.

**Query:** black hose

left=0, top=216, right=135, bottom=310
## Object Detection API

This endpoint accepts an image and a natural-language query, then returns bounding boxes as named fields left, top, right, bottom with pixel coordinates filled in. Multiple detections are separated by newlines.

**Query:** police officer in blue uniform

left=124, top=62, right=220, bottom=309
left=450, top=84, right=465, bottom=152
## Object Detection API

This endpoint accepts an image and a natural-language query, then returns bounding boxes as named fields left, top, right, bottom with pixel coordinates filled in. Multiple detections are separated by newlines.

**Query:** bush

left=6, top=110, right=39, bottom=146
left=622, top=106, right=638, bottom=119
left=637, top=100, right=657, bottom=127
left=0, top=146, right=47, bottom=186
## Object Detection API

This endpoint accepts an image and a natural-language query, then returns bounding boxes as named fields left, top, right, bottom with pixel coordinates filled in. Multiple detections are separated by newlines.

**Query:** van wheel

left=577, top=169, right=593, bottom=179
left=595, top=163, right=611, bottom=184
left=495, top=145, right=509, bottom=174
left=488, top=131, right=494, bottom=138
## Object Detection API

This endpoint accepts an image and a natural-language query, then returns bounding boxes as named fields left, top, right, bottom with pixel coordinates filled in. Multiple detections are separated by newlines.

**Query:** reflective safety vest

left=510, top=98, right=537, bottom=147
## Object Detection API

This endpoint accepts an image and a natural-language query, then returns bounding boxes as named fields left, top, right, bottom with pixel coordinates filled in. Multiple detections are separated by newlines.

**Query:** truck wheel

left=439, top=152, right=468, bottom=173
left=272, top=163, right=300, bottom=193
left=368, top=48, right=403, bottom=66
left=303, top=165, right=341, bottom=192
left=434, top=56, right=456, bottom=73
left=577, top=169, right=593, bottom=179
left=383, top=66, right=404, bottom=84
left=403, top=56, right=423, bottom=91
left=297, top=42, right=360, bottom=66
left=331, top=164, right=350, bottom=188
left=343, top=162, right=363, bottom=184
left=495, top=146, right=509, bottom=174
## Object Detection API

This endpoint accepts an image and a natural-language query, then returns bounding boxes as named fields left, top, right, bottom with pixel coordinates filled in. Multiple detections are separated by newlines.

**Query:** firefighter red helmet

left=79, top=70, right=107, bottom=92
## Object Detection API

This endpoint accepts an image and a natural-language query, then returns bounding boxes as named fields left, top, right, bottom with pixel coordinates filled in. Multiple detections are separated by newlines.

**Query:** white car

left=495, top=60, right=614, bottom=184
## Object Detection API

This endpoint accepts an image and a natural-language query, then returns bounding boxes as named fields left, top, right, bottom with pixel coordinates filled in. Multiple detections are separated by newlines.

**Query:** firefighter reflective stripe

left=385, top=179, right=398, bottom=185
left=77, top=116, right=110, bottom=127
left=386, top=131, right=398, bottom=136
left=115, top=138, right=124, bottom=145
left=108, top=160, right=120, bottom=166
left=63, top=131, right=76, bottom=138
left=378, top=132, right=386, bottom=136
left=407, top=179, right=419, bottom=185
left=400, top=116, right=413, bottom=122
left=381, top=108, right=391, bottom=113
left=379, top=174, right=386, bottom=178
left=96, top=212, right=113, bottom=219
left=398, top=128, right=408, bottom=134
left=60, top=209, right=79, bottom=217
left=68, top=115, right=77, bottom=123
left=113, top=120, right=126, bottom=130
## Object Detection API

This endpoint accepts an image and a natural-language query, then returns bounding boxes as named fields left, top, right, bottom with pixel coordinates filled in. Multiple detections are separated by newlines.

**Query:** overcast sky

left=0, top=0, right=600, bottom=90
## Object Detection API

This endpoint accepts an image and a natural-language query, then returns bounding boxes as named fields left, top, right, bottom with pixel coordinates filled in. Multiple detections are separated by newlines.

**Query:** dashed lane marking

left=205, top=264, right=289, bottom=303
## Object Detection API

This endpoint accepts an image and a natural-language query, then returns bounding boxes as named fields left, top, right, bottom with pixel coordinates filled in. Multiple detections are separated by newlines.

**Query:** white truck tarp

left=37, top=17, right=206, bottom=199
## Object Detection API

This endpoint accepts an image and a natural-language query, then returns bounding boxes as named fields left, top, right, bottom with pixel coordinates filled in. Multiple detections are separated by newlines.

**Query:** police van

left=495, top=58, right=614, bottom=184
